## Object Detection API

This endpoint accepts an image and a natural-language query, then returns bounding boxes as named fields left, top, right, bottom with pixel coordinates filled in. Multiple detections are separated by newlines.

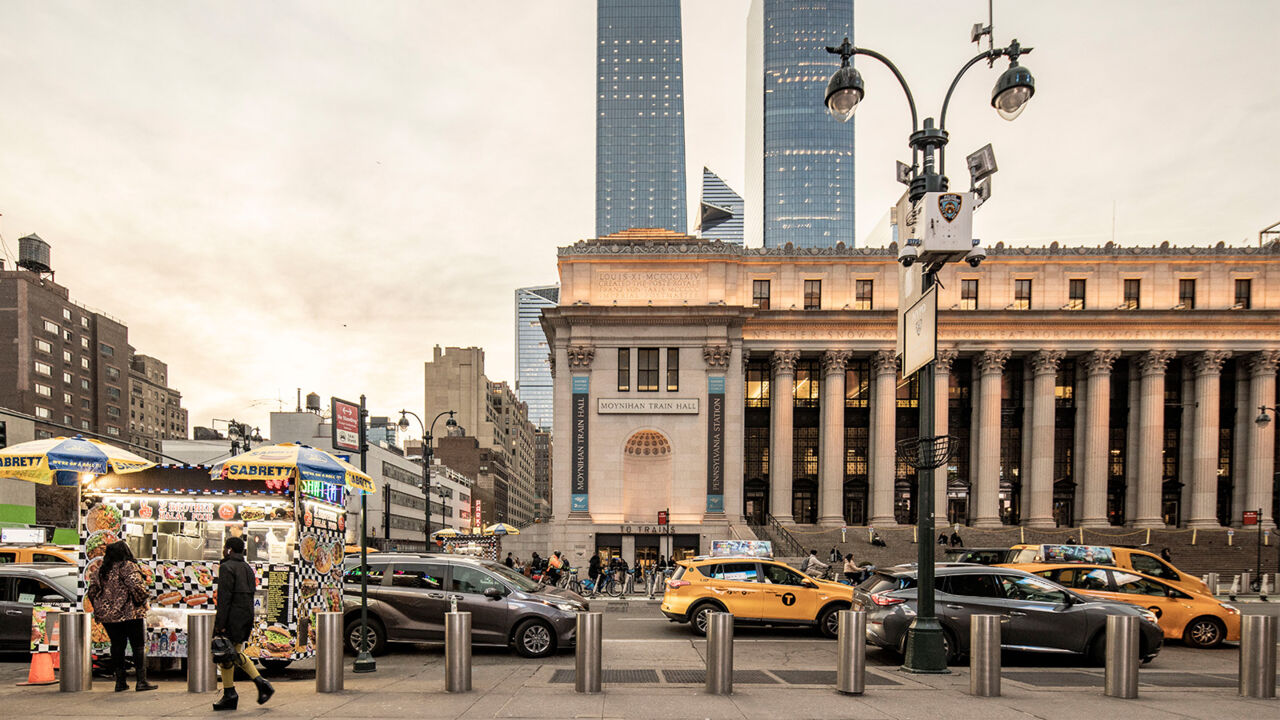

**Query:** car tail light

left=869, top=592, right=905, bottom=606
left=667, top=579, right=690, bottom=589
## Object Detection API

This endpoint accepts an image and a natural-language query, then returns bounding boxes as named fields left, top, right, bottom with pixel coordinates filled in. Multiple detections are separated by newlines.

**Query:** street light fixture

left=821, top=18, right=1036, bottom=675
left=399, top=409, right=458, bottom=548
left=1256, top=405, right=1276, bottom=427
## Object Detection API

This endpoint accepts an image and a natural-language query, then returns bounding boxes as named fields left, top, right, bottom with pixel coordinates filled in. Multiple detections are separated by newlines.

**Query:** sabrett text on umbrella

left=226, top=464, right=292, bottom=477
left=0, top=456, right=40, bottom=467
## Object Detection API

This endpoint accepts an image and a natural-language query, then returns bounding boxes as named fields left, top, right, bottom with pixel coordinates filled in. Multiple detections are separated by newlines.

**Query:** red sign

left=657, top=510, right=669, bottom=525
left=218, top=504, right=235, bottom=520
left=331, top=398, right=361, bottom=453
left=1243, top=511, right=1260, bottom=526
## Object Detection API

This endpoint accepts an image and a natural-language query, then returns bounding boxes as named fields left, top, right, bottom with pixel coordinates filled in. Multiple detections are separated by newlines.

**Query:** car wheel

left=689, top=602, right=725, bottom=637
left=1183, top=616, right=1225, bottom=649
left=345, top=616, right=386, bottom=656
left=817, top=605, right=845, bottom=639
left=513, top=619, right=556, bottom=658
left=939, top=627, right=958, bottom=664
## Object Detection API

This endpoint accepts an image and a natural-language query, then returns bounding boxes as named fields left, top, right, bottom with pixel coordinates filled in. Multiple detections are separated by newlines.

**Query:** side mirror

left=40, top=594, right=65, bottom=605
left=801, top=579, right=818, bottom=589
left=484, top=586, right=504, bottom=600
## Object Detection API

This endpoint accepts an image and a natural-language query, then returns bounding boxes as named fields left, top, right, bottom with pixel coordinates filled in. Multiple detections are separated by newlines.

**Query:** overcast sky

left=0, top=1, right=1275, bottom=440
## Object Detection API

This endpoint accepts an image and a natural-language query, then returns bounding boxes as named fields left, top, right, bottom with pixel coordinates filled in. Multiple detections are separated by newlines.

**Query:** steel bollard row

left=1239, top=614, right=1277, bottom=698
left=316, top=612, right=344, bottom=693
left=575, top=612, right=602, bottom=693
left=970, top=614, right=1001, bottom=697
left=705, top=612, right=733, bottom=695
left=445, top=611, right=472, bottom=693
left=836, top=610, right=866, bottom=695
left=1104, top=615, right=1139, bottom=699
left=187, top=611, right=217, bottom=693
left=59, top=611, right=93, bottom=693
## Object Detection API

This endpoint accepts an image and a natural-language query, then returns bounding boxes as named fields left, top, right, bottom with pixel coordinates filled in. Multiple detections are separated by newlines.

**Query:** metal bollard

left=705, top=612, right=733, bottom=695
left=1104, top=615, right=1139, bottom=699
left=575, top=612, right=602, bottom=693
left=58, top=612, right=92, bottom=692
left=187, top=611, right=217, bottom=693
left=836, top=610, right=866, bottom=695
left=316, top=612, right=344, bottom=693
left=1241, top=571, right=1252, bottom=592
left=970, top=614, right=1002, bottom=697
left=1239, top=614, right=1277, bottom=698
left=1206, top=572, right=1219, bottom=595
left=445, top=612, right=472, bottom=693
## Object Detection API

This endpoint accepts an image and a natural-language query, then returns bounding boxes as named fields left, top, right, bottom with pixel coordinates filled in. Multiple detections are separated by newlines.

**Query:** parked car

left=1006, top=563, right=1240, bottom=648
left=1006, top=544, right=1210, bottom=596
left=0, top=563, right=79, bottom=652
left=942, top=547, right=1015, bottom=565
left=660, top=555, right=855, bottom=638
left=341, top=553, right=587, bottom=658
left=854, top=565, right=1163, bottom=664
left=0, top=545, right=76, bottom=565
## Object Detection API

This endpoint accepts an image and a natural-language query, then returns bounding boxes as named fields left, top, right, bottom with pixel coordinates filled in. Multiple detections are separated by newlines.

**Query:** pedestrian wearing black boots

left=212, top=536, right=273, bottom=711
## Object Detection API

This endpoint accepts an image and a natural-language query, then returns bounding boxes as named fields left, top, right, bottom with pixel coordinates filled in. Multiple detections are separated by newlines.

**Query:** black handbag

left=211, top=634, right=236, bottom=664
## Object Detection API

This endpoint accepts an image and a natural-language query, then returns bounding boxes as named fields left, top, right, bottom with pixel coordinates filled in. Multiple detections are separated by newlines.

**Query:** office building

left=127, top=353, right=189, bottom=457
left=595, top=0, right=688, bottom=237
left=746, top=0, right=855, bottom=248
left=515, top=285, right=559, bottom=429
left=697, top=167, right=745, bottom=244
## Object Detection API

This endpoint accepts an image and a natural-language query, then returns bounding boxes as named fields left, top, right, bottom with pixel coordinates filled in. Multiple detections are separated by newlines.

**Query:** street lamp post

left=399, top=409, right=458, bottom=549
left=1254, top=406, right=1276, bottom=586
left=822, top=22, right=1036, bottom=674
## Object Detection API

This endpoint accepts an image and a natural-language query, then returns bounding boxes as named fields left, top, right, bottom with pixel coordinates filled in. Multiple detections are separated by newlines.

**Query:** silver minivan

left=342, top=553, right=588, bottom=658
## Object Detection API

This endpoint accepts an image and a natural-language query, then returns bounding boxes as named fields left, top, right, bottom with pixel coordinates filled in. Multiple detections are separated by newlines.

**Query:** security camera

left=898, top=241, right=919, bottom=268
left=965, top=244, right=986, bottom=268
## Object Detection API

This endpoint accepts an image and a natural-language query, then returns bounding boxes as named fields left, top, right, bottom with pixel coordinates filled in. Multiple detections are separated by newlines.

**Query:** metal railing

left=747, top=513, right=805, bottom=557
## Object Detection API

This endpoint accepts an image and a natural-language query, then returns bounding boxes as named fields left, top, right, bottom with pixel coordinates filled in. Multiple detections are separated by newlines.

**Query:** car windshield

left=859, top=573, right=916, bottom=593
left=482, top=561, right=541, bottom=592
left=43, top=571, right=77, bottom=597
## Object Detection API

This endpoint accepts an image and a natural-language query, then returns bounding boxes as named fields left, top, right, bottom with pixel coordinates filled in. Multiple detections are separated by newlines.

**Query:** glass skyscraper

left=514, top=285, right=559, bottom=430
left=746, top=0, right=855, bottom=248
left=595, top=0, right=688, bottom=237
left=698, top=167, right=745, bottom=245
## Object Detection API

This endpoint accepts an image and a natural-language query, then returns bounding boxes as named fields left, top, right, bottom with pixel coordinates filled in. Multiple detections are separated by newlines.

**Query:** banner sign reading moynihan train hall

left=706, top=376, right=725, bottom=513
left=571, top=376, right=589, bottom=512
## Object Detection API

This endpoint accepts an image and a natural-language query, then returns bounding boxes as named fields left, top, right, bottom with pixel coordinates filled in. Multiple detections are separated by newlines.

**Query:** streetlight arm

left=849, top=46, right=919, bottom=134
left=939, top=51, right=998, bottom=133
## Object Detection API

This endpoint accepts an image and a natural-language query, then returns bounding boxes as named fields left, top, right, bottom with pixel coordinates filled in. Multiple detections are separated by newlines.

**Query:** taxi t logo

left=938, top=193, right=962, bottom=223
left=781, top=592, right=796, bottom=606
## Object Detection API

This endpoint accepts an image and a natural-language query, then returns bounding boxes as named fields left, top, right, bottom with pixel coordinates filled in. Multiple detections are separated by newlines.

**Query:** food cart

left=72, top=464, right=348, bottom=668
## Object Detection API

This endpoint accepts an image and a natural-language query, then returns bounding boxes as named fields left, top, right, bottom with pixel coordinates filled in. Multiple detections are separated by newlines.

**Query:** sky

left=0, top=0, right=1276, bottom=440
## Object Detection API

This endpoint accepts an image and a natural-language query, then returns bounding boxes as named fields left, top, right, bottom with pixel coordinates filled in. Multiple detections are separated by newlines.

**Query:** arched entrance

left=622, top=430, right=672, bottom=523
left=744, top=478, right=768, bottom=525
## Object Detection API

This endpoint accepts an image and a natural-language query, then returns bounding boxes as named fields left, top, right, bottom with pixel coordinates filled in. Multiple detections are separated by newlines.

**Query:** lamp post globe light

left=399, top=409, right=458, bottom=548
left=821, top=20, right=1036, bottom=674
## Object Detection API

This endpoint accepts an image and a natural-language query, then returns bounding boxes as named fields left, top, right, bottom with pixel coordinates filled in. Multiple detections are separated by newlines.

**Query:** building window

left=80, top=316, right=89, bottom=329
left=81, top=357, right=89, bottom=370
left=106, top=367, right=120, bottom=381
left=80, top=379, right=90, bottom=391
left=62, top=308, right=72, bottom=321
left=746, top=362, right=770, bottom=408
left=80, top=398, right=90, bottom=409
left=793, top=359, right=820, bottom=407
left=64, top=414, right=73, bottom=425
left=62, top=371, right=72, bottom=384
left=1013, top=279, right=1032, bottom=310
left=803, top=280, right=821, bottom=310
left=80, top=337, right=88, bottom=349
left=1234, top=278, right=1251, bottom=309
left=666, top=348, right=679, bottom=391
left=753, top=279, right=771, bottom=309
left=35, top=361, right=52, bottom=376
left=106, top=426, right=120, bottom=437
left=35, top=406, right=51, bottom=419
left=960, top=279, right=978, bottom=310
left=99, top=343, right=114, bottom=358
left=63, top=329, right=72, bottom=342
left=35, top=383, right=52, bottom=398
left=34, top=339, right=53, bottom=355
left=637, top=348, right=659, bottom=392
left=854, top=280, right=873, bottom=310
left=107, top=406, right=121, bottom=418
left=107, top=386, right=120, bottom=401
left=1067, top=279, right=1086, bottom=310
left=1178, top=279, right=1196, bottom=309
left=617, top=348, right=630, bottom=391
left=63, top=392, right=72, bottom=405
left=845, top=359, right=870, bottom=408
left=43, top=320, right=59, bottom=334
left=62, top=350, right=72, bottom=363
left=1123, top=279, right=1140, bottom=309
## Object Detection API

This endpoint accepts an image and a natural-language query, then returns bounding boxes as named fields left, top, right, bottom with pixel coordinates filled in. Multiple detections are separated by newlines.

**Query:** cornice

left=560, top=239, right=1280, bottom=259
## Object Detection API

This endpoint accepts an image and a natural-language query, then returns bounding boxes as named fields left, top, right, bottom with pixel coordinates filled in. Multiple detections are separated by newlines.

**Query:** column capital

left=1083, top=349, right=1120, bottom=376
left=1137, top=349, right=1176, bottom=377
left=1192, top=350, right=1232, bottom=377
left=771, top=349, right=801, bottom=374
left=566, top=344, right=596, bottom=368
left=935, top=348, right=959, bottom=375
left=1247, top=349, right=1280, bottom=377
left=871, top=349, right=898, bottom=376
left=976, top=349, right=1011, bottom=375
left=821, top=349, right=852, bottom=376
left=547, top=352, right=556, bottom=378
left=702, top=344, right=732, bottom=369
left=1030, top=349, right=1066, bottom=376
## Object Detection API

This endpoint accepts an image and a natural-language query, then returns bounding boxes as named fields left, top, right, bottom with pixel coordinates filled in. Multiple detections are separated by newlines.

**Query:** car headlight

left=1138, top=609, right=1159, bottom=624
left=542, top=600, right=582, bottom=613
left=1220, top=603, right=1239, bottom=614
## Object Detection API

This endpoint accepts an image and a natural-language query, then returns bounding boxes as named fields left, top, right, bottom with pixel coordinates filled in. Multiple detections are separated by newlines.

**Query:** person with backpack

left=212, top=536, right=274, bottom=711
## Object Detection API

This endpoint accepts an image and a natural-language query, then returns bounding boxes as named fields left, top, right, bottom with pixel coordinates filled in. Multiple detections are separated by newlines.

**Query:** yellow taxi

left=1005, top=562, right=1241, bottom=648
left=1006, top=544, right=1211, bottom=597
left=660, top=556, right=855, bottom=637
left=0, top=545, right=76, bottom=564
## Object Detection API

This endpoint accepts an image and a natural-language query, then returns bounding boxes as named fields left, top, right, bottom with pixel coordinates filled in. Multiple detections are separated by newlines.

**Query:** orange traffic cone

left=51, top=651, right=60, bottom=670
left=16, top=652, right=57, bottom=686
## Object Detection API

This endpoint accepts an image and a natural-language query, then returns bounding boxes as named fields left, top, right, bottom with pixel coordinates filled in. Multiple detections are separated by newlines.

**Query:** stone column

left=869, top=350, right=898, bottom=526
left=973, top=350, right=1010, bottom=528
left=1027, top=350, right=1064, bottom=528
left=1133, top=350, right=1175, bottom=528
left=1080, top=350, right=1120, bottom=528
left=1187, top=351, right=1231, bottom=528
left=1246, top=350, right=1280, bottom=529
left=1231, top=372, right=1250, bottom=526
left=819, top=350, right=851, bottom=526
left=932, top=349, right=959, bottom=525
left=769, top=350, right=799, bottom=523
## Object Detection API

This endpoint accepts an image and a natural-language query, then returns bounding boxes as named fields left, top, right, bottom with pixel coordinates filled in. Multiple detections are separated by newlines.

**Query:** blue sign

left=571, top=494, right=589, bottom=512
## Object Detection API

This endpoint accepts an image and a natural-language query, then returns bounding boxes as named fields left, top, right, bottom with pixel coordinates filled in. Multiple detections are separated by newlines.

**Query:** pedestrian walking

left=86, top=540, right=156, bottom=692
left=504, top=552, right=514, bottom=568
left=588, top=552, right=601, bottom=587
left=212, top=536, right=274, bottom=711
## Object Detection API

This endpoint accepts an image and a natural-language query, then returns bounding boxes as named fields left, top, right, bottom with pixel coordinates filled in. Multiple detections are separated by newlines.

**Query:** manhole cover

left=549, top=669, right=662, bottom=684
left=661, top=669, right=778, bottom=684
left=1139, top=673, right=1237, bottom=688
left=772, top=670, right=901, bottom=686
left=1005, top=671, right=1102, bottom=687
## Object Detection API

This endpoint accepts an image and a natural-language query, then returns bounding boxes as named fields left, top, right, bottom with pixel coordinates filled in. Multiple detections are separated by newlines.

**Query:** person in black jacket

left=212, top=536, right=273, bottom=711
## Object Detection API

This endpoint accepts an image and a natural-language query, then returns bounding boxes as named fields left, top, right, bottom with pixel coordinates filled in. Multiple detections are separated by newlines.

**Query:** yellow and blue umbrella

left=484, top=523, right=520, bottom=536
left=0, top=435, right=155, bottom=485
left=211, top=443, right=375, bottom=494
left=431, top=528, right=460, bottom=538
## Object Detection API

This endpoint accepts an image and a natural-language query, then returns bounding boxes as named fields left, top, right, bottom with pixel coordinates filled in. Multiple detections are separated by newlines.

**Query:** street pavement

left=2, top=599, right=1276, bottom=719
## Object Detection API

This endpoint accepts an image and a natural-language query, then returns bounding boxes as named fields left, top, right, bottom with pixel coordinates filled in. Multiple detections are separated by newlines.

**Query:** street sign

left=1242, top=510, right=1259, bottom=526
left=331, top=397, right=361, bottom=453
left=901, top=286, right=938, bottom=378
left=894, top=191, right=923, bottom=360
left=657, top=510, right=669, bottom=525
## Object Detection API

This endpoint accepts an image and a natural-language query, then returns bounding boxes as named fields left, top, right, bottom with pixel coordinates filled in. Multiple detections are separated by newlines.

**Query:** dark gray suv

left=855, top=565, right=1163, bottom=664
left=0, top=563, right=79, bottom=652
left=342, top=554, right=587, bottom=658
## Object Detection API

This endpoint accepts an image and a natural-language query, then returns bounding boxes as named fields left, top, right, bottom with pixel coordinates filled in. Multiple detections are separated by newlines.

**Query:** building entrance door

left=792, top=479, right=817, bottom=524
left=744, top=479, right=768, bottom=525
left=634, top=537, right=658, bottom=571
